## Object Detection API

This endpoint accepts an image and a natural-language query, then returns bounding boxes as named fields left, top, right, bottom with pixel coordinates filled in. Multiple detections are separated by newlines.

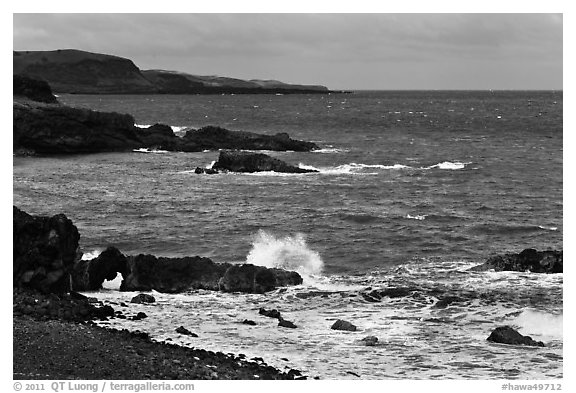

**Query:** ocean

left=13, top=90, right=563, bottom=379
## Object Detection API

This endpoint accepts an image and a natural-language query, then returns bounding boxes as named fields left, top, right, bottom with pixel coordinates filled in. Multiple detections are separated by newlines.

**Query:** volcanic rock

left=175, top=326, right=198, bottom=337
left=14, top=101, right=142, bottom=155
left=135, top=123, right=180, bottom=150
left=182, top=126, right=318, bottom=152
left=130, top=294, right=156, bottom=304
left=212, top=150, right=318, bottom=173
left=13, top=74, right=58, bottom=103
left=470, top=249, right=562, bottom=273
left=278, top=319, right=297, bottom=329
left=13, top=206, right=80, bottom=293
left=360, top=336, right=379, bottom=346
left=331, top=319, right=357, bottom=332
left=219, top=264, right=303, bottom=293
left=487, top=326, right=545, bottom=347
left=71, top=246, right=127, bottom=291
left=259, top=308, right=282, bottom=319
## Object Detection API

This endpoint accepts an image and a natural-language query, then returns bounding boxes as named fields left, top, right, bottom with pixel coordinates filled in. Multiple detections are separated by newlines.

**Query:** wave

left=134, top=124, right=190, bottom=136
left=133, top=148, right=169, bottom=154
left=245, top=230, right=324, bottom=275
left=406, top=214, right=427, bottom=221
left=298, top=161, right=469, bottom=175
left=81, top=249, right=102, bottom=261
left=470, top=223, right=559, bottom=235
left=511, top=309, right=563, bottom=341
left=312, top=147, right=350, bottom=154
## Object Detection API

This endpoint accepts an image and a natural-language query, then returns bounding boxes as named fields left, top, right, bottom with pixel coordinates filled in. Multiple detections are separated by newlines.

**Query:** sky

left=13, top=13, right=563, bottom=90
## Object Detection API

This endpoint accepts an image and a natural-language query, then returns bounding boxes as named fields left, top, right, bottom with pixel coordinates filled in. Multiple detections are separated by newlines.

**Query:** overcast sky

left=13, top=13, right=563, bottom=90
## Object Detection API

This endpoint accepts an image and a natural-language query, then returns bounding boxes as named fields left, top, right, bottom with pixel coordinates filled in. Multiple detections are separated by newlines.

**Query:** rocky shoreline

left=13, top=75, right=319, bottom=156
left=13, top=290, right=304, bottom=380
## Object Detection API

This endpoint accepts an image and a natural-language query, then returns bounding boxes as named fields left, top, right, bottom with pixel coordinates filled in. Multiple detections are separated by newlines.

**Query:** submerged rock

left=487, top=326, right=545, bottom=347
left=211, top=150, right=318, bottom=174
left=259, top=308, right=282, bottom=320
left=360, top=336, right=379, bottom=346
left=181, top=126, right=318, bottom=152
left=242, top=319, right=257, bottom=326
left=470, top=249, right=562, bottom=273
left=13, top=206, right=80, bottom=293
left=130, top=294, right=156, bottom=304
left=331, top=319, right=357, bottom=332
left=278, top=319, right=297, bottom=329
left=175, top=326, right=198, bottom=337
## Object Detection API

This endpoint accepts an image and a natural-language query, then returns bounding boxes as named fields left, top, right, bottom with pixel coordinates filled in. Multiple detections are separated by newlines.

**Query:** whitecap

left=133, top=148, right=169, bottom=154
left=245, top=230, right=324, bottom=276
left=538, top=225, right=558, bottom=231
left=81, top=249, right=103, bottom=260
left=425, top=161, right=469, bottom=170
left=406, top=214, right=427, bottom=221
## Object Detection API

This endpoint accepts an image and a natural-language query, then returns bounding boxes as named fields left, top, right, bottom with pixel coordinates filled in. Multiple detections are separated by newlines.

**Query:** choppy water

left=13, top=91, right=562, bottom=379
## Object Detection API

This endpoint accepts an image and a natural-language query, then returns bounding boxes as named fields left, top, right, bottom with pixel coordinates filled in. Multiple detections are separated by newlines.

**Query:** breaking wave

left=245, top=230, right=324, bottom=275
left=298, top=161, right=470, bottom=174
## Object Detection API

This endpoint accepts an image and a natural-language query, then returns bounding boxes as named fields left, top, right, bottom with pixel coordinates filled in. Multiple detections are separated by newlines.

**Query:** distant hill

left=13, top=49, right=331, bottom=94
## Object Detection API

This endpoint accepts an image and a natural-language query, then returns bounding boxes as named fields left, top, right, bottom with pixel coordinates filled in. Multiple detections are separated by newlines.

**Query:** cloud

left=13, top=13, right=562, bottom=89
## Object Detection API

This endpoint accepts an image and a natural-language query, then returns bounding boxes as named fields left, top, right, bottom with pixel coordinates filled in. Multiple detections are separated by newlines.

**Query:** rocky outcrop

left=207, top=150, right=318, bottom=174
left=71, top=247, right=127, bottom=291
left=175, top=326, right=198, bottom=337
left=13, top=287, right=116, bottom=322
left=218, top=264, right=303, bottom=293
left=278, top=319, right=297, bottom=329
left=13, top=206, right=80, bottom=293
left=119, top=254, right=302, bottom=294
left=120, top=254, right=230, bottom=293
left=259, top=308, right=282, bottom=319
left=130, top=294, right=156, bottom=304
left=14, top=100, right=142, bottom=154
left=13, top=74, right=58, bottom=103
left=331, top=319, right=357, bottom=332
left=470, top=249, right=562, bottom=273
left=487, top=326, right=545, bottom=347
left=182, top=126, right=318, bottom=152
left=360, top=336, right=378, bottom=346
left=134, top=124, right=181, bottom=150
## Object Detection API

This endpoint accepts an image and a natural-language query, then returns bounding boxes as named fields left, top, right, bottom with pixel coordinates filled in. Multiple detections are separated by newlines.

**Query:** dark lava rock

left=175, top=326, right=198, bottom=337
left=117, top=254, right=301, bottom=294
left=121, top=254, right=230, bottom=293
left=470, top=249, right=562, bottom=273
left=13, top=75, right=58, bottom=103
left=331, top=319, right=357, bottom=332
left=14, top=100, right=141, bottom=155
left=259, top=308, right=282, bottom=319
left=72, top=247, right=128, bottom=291
left=487, top=326, right=545, bottom=347
left=135, top=123, right=180, bottom=150
left=181, top=125, right=318, bottom=152
left=130, top=294, right=156, bottom=304
left=360, top=336, right=379, bottom=346
left=432, top=296, right=464, bottom=309
left=219, top=264, right=303, bottom=293
left=278, top=319, right=297, bottom=329
left=131, top=312, right=148, bottom=321
left=194, top=167, right=219, bottom=174
left=212, top=150, right=318, bottom=174
left=13, top=206, right=80, bottom=293
left=242, top=319, right=257, bottom=326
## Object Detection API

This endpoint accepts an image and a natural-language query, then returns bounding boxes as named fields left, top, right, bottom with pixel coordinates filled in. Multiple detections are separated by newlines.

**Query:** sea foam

left=245, top=230, right=324, bottom=275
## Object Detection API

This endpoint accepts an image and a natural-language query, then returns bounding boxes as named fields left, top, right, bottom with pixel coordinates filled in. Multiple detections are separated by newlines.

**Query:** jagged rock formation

left=13, top=206, right=80, bottom=293
left=182, top=126, right=318, bottom=152
left=204, top=150, right=318, bottom=174
left=470, top=249, right=562, bottom=273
